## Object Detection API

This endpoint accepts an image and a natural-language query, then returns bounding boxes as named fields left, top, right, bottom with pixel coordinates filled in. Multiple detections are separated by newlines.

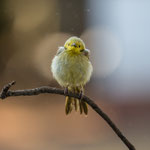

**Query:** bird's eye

left=79, top=45, right=80, bottom=48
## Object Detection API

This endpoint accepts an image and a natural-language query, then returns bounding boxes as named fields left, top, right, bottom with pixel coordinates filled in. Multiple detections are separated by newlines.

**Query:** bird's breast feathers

left=51, top=49, right=93, bottom=87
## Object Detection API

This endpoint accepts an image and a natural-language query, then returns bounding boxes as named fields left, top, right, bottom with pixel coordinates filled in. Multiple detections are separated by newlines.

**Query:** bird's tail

left=65, top=87, right=88, bottom=115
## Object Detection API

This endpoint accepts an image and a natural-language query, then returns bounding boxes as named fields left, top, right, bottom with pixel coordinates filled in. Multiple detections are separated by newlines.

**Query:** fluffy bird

left=51, top=36, right=93, bottom=115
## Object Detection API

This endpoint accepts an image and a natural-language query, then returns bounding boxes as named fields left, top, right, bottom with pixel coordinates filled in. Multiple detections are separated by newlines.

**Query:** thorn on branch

left=0, top=81, right=16, bottom=99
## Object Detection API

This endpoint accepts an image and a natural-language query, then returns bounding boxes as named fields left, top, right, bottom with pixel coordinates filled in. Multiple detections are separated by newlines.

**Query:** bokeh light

left=0, top=0, right=149, bottom=150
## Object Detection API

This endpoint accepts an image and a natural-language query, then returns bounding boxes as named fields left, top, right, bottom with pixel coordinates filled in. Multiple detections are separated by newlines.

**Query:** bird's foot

left=64, top=87, right=69, bottom=95
left=79, top=90, right=83, bottom=100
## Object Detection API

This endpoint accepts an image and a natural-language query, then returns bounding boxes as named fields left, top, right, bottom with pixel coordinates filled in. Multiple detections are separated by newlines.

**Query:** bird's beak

left=71, top=43, right=77, bottom=47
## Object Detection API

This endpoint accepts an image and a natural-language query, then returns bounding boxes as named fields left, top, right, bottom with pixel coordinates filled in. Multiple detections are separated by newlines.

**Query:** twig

left=0, top=81, right=136, bottom=150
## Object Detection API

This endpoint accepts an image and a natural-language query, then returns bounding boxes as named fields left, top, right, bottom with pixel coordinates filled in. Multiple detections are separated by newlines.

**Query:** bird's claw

left=79, top=90, right=83, bottom=100
left=64, top=87, right=69, bottom=95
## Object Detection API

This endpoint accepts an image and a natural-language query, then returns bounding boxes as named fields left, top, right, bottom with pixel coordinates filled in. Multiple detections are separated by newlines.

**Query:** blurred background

left=0, top=0, right=149, bottom=149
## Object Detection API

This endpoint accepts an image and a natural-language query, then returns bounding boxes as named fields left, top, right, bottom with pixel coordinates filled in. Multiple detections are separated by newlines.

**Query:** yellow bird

left=51, top=36, right=93, bottom=115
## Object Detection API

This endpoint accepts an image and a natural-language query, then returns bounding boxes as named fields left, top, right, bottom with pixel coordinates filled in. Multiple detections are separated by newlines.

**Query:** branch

left=0, top=81, right=136, bottom=150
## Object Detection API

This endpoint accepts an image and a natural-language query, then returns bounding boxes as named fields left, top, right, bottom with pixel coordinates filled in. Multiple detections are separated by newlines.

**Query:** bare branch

left=0, top=81, right=16, bottom=99
left=0, top=81, right=136, bottom=150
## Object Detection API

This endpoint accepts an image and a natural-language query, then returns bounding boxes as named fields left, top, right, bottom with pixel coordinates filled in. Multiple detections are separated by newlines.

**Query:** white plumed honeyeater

left=51, top=36, right=93, bottom=115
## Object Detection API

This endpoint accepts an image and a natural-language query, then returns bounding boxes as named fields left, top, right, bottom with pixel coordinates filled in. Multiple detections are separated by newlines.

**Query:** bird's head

left=64, top=36, right=85, bottom=54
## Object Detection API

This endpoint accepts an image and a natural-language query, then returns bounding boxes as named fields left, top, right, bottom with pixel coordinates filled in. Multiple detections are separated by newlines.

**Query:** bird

left=51, top=36, right=93, bottom=115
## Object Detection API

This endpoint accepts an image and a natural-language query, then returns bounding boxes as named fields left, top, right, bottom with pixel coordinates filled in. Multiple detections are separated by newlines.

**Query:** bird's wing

left=83, top=49, right=90, bottom=59
left=56, top=47, right=65, bottom=55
